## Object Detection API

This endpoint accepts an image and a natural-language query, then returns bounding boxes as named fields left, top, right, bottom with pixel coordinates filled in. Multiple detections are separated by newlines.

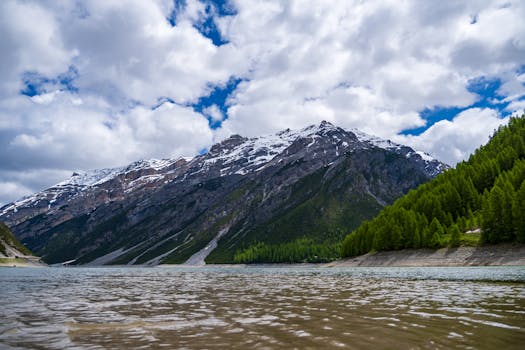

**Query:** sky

left=0, top=0, right=524, bottom=206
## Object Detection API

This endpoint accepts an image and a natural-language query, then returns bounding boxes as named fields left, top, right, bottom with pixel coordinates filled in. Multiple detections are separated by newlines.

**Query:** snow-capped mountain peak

left=0, top=122, right=447, bottom=221
left=58, top=158, right=183, bottom=188
left=0, top=157, right=190, bottom=219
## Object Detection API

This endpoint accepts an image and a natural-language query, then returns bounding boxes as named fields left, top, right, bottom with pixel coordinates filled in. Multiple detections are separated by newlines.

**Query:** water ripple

left=0, top=266, right=524, bottom=349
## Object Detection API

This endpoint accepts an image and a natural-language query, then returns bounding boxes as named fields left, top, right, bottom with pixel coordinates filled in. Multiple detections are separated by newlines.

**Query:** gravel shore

left=327, top=244, right=525, bottom=267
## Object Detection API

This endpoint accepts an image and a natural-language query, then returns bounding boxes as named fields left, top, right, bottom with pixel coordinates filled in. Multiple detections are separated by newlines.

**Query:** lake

left=1, top=266, right=524, bottom=349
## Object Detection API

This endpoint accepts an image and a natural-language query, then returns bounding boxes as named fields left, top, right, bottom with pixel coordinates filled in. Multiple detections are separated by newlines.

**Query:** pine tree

left=429, top=231, right=441, bottom=249
left=390, top=222, right=403, bottom=250
left=428, top=218, right=444, bottom=248
left=513, top=181, right=525, bottom=243
left=500, top=179, right=516, bottom=242
left=482, top=187, right=504, bottom=243
left=448, top=224, right=461, bottom=247
left=413, top=229, right=421, bottom=249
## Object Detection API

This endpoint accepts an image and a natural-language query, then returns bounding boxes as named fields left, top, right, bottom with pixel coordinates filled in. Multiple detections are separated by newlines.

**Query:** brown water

left=1, top=266, right=524, bottom=349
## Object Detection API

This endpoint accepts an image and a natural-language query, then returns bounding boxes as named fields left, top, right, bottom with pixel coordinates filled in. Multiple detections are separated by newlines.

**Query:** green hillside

left=342, top=115, right=525, bottom=258
left=0, top=221, right=33, bottom=256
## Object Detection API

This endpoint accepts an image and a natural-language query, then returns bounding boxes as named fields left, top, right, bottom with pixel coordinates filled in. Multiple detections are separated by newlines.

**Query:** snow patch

left=202, top=121, right=342, bottom=177
left=351, top=128, right=400, bottom=150
left=415, top=151, right=434, bottom=162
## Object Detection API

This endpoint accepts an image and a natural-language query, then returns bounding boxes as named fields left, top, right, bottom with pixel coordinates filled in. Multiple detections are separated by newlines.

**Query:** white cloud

left=394, top=108, right=509, bottom=165
left=0, top=0, right=524, bottom=205
left=0, top=93, right=212, bottom=205
left=58, top=1, right=247, bottom=105
left=2, top=94, right=212, bottom=169
left=203, top=105, right=224, bottom=122
left=0, top=181, right=33, bottom=205
left=215, top=0, right=523, bottom=139
left=0, top=168, right=71, bottom=207
left=0, top=1, right=74, bottom=98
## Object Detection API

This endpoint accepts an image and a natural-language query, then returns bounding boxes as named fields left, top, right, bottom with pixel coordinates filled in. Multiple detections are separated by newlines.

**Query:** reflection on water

left=1, top=266, right=524, bottom=349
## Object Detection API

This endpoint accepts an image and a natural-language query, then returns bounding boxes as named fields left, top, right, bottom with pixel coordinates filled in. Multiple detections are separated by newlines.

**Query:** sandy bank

left=327, top=244, right=525, bottom=267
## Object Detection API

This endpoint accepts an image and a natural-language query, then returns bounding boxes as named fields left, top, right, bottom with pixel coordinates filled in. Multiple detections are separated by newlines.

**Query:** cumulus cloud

left=1, top=94, right=212, bottom=169
left=0, top=0, right=524, bottom=205
left=0, top=1, right=74, bottom=98
left=49, top=1, right=246, bottom=105
left=203, top=104, right=224, bottom=122
left=395, top=108, right=509, bottom=165
left=0, top=93, right=212, bottom=204
left=216, top=0, right=523, bottom=138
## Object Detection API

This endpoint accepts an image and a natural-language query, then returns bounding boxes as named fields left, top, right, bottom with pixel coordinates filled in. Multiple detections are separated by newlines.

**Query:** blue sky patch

left=402, top=76, right=510, bottom=136
left=167, top=0, right=235, bottom=46
left=194, top=15, right=229, bottom=46
left=154, top=96, right=176, bottom=109
left=20, top=66, right=79, bottom=97
left=192, top=77, right=242, bottom=128
left=193, top=0, right=236, bottom=46
left=210, top=0, right=237, bottom=17
left=57, top=66, right=79, bottom=93
left=167, top=0, right=186, bottom=26
left=20, top=72, right=50, bottom=97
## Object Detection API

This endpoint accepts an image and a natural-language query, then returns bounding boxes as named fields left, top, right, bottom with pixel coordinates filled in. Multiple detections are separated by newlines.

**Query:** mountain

left=0, top=121, right=447, bottom=265
left=342, top=115, right=525, bottom=258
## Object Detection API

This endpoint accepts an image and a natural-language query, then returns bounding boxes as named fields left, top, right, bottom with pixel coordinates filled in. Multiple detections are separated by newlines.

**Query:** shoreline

left=3, top=245, right=524, bottom=268
left=0, top=257, right=47, bottom=268
left=326, top=244, right=525, bottom=268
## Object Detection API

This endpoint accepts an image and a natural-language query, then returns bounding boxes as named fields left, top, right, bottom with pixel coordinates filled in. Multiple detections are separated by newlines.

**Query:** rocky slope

left=0, top=222, right=45, bottom=266
left=0, top=121, right=447, bottom=265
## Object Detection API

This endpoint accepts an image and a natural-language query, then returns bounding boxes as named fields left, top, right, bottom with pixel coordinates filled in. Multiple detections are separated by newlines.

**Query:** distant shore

left=3, top=245, right=524, bottom=268
left=326, top=244, right=525, bottom=267
left=161, top=244, right=525, bottom=268
left=0, top=257, right=47, bottom=268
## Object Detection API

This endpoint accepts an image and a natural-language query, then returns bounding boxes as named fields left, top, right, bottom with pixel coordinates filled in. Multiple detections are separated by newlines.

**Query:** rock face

left=0, top=222, right=32, bottom=258
left=0, top=122, right=447, bottom=265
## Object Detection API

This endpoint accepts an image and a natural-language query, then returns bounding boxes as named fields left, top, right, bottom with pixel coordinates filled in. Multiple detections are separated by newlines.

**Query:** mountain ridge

left=0, top=121, right=444, bottom=221
left=0, top=121, right=448, bottom=265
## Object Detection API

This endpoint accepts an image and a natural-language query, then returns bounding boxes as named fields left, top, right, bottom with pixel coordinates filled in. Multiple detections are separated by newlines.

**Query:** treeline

left=233, top=238, right=341, bottom=263
left=342, top=115, right=525, bottom=258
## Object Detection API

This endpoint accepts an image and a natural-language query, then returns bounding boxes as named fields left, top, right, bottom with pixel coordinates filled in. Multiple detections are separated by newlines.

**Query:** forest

left=341, top=115, right=525, bottom=257
left=233, top=238, right=341, bottom=264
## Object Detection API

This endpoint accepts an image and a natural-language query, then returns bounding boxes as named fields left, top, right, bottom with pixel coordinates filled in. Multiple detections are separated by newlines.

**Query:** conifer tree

left=513, top=181, right=525, bottom=243
left=448, top=224, right=461, bottom=247
left=413, top=229, right=421, bottom=249
left=428, top=218, right=444, bottom=248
